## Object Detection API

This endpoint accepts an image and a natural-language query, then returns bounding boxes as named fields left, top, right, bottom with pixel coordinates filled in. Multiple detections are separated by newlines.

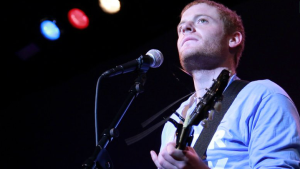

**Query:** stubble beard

left=179, top=38, right=227, bottom=74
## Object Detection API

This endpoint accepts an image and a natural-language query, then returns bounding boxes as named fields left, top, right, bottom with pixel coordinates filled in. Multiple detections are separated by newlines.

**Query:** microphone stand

left=82, top=72, right=147, bottom=169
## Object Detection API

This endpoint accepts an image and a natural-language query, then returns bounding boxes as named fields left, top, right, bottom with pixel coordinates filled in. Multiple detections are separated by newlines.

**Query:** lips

left=181, top=37, right=198, bottom=47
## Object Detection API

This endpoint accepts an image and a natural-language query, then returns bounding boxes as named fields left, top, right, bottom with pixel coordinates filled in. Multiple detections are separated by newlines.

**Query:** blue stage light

left=40, top=20, right=60, bottom=41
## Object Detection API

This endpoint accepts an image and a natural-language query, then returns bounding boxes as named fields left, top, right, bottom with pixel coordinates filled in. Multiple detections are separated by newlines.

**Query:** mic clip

left=101, top=55, right=151, bottom=78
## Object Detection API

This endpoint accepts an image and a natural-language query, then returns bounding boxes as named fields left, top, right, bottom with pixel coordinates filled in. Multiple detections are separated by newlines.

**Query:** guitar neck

left=174, top=69, right=230, bottom=150
left=176, top=124, right=193, bottom=150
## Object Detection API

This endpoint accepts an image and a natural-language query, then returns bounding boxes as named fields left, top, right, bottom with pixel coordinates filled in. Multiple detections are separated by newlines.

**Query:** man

left=150, top=0, right=300, bottom=168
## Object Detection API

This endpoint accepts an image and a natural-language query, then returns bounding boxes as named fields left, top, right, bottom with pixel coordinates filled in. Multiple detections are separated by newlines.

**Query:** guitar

left=175, top=69, right=230, bottom=150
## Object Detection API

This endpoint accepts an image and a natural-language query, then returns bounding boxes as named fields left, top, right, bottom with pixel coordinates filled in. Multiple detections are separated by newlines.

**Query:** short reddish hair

left=181, top=0, right=245, bottom=68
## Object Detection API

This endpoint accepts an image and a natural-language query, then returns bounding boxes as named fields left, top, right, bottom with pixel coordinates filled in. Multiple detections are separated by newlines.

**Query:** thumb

left=150, top=150, right=161, bottom=168
left=150, top=150, right=158, bottom=161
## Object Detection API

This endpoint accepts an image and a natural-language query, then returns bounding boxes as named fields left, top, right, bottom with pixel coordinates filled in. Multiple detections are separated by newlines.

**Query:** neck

left=191, top=67, right=235, bottom=98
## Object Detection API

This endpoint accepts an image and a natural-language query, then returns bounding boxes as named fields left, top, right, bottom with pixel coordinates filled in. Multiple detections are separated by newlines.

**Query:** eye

left=198, top=18, right=208, bottom=24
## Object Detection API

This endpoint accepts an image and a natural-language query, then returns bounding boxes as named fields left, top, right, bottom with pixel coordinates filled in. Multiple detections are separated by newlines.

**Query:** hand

left=150, top=141, right=209, bottom=169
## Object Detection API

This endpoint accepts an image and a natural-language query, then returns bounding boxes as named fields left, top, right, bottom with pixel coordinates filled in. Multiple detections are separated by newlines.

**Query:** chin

left=179, top=47, right=196, bottom=57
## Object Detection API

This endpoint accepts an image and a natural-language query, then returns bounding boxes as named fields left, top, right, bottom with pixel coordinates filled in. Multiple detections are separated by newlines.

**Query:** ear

left=228, top=31, right=242, bottom=48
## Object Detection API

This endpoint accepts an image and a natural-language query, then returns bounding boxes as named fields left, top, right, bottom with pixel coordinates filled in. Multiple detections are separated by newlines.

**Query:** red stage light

left=68, top=8, right=89, bottom=29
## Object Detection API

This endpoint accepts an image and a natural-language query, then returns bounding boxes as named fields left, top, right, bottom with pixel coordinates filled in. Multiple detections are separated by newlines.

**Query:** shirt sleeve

left=160, top=113, right=179, bottom=152
left=249, top=93, right=300, bottom=168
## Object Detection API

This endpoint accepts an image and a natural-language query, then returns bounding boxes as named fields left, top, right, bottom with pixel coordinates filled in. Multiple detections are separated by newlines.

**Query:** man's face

left=177, top=3, right=228, bottom=73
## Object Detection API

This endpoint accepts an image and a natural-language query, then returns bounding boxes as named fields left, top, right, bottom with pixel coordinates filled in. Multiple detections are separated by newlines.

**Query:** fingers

left=151, top=145, right=209, bottom=169
left=166, top=142, right=186, bottom=161
left=183, top=147, right=199, bottom=162
left=151, top=149, right=177, bottom=169
left=183, top=147, right=209, bottom=169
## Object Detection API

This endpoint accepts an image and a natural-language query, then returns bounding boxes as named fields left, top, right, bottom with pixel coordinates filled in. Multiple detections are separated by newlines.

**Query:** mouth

left=181, top=37, right=198, bottom=47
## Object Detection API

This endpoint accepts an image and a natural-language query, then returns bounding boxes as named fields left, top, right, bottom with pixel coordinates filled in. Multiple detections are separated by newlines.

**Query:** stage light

left=40, top=20, right=60, bottom=41
left=99, top=0, right=121, bottom=14
left=68, top=8, right=89, bottom=29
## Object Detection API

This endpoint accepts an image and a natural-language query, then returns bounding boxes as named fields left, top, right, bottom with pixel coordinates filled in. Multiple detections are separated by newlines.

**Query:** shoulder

left=241, top=79, right=291, bottom=100
left=233, top=79, right=299, bottom=122
left=230, top=79, right=298, bottom=118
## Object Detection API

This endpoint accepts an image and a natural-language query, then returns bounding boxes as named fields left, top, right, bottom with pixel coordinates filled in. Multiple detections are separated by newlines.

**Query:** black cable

left=94, top=74, right=106, bottom=146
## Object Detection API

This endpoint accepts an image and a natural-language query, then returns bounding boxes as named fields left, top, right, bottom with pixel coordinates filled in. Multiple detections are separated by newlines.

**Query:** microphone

left=101, top=49, right=164, bottom=77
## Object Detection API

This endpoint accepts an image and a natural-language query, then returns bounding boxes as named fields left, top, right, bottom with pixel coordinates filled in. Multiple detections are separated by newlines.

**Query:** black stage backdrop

left=2, top=0, right=300, bottom=168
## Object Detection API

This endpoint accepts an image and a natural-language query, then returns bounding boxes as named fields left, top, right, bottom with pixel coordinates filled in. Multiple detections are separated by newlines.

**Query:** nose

left=181, top=22, right=195, bottom=34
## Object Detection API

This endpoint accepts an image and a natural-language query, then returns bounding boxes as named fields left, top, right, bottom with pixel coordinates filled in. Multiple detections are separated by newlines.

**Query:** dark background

left=2, top=0, right=300, bottom=168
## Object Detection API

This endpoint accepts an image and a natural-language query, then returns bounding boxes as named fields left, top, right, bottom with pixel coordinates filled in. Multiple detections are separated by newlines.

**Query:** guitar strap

left=193, top=80, right=249, bottom=159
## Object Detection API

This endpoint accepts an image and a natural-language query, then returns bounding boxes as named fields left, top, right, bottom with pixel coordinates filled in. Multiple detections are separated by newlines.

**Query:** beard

left=179, top=37, right=227, bottom=74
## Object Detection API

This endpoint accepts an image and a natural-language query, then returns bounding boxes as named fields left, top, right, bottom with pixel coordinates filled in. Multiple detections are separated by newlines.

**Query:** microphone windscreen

left=146, top=49, right=164, bottom=68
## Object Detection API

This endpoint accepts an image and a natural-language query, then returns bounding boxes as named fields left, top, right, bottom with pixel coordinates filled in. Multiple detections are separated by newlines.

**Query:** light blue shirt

left=160, top=75, right=300, bottom=168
